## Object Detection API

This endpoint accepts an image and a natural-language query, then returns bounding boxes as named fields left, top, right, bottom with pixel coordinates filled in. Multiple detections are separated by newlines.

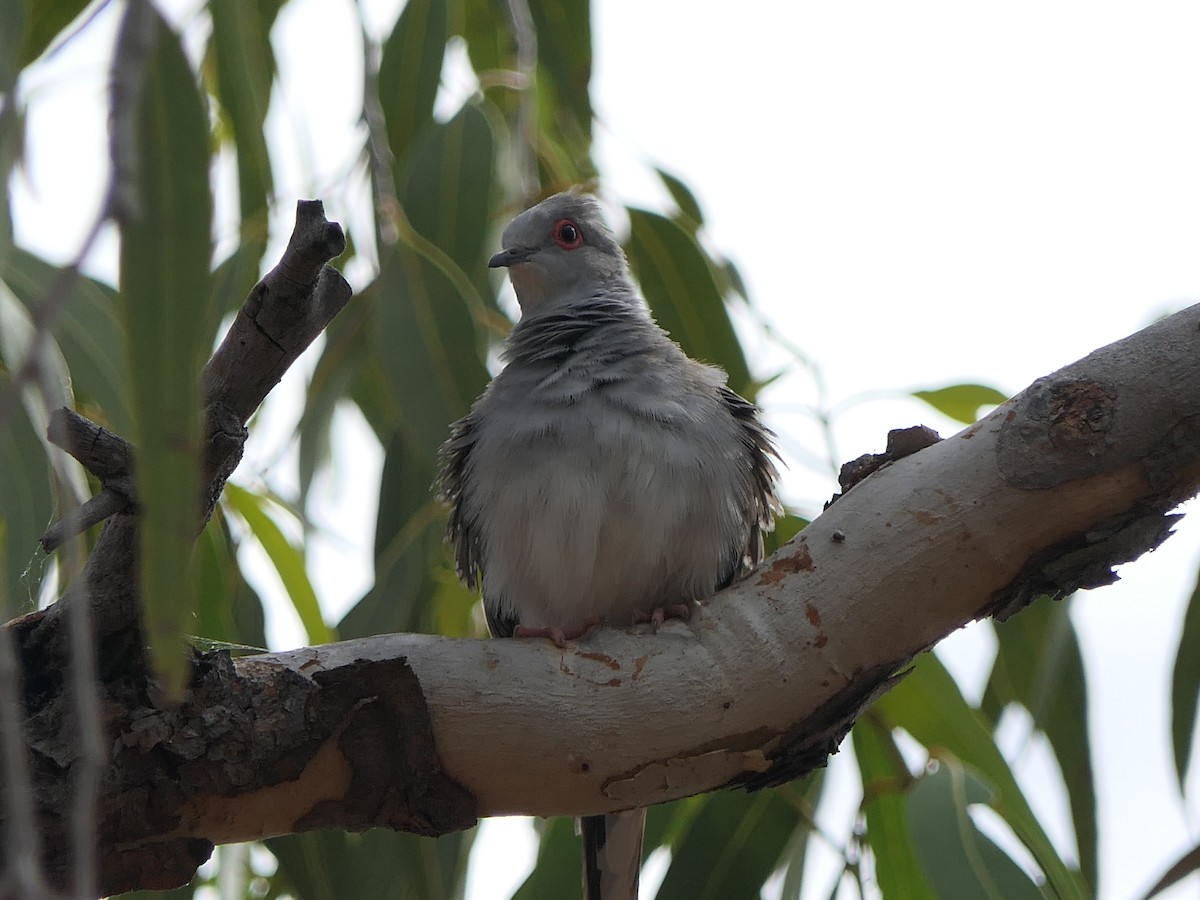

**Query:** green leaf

left=655, top=788, right=799, bottom=900
left=0, top=369, right=52, bottom=614
left=983, top=595, right=1097, bottom=890
left=511, top=817, right=579, bottom=900
left=657, top=168, right=705, bottom=228
left=764, top=512, right=808, bottom=557
left=339, top=430, right=443, bottom=638
left=268, top=828, right=474, bottom=900
left=1171, top=571, right=1200, bottom=795
left=224, top=483, right=333, bottom=646
left=378, top=0, right=448, bottom=166
left=1, top=0, right=24, bottom=99
left=529, top=1, right=593, bottom=146
left=907, top=758, right=1043, bottom=900
left=116, top=4, right=214, bottom=695
left=458, top=0, right=507, bottom=78
left=398, top=103, right=496, bottom=294
left=297, top=300, right=372, bottom=504
left=19, top=0, right=91, bottom=67
left=194, top=509, right=266, bottom=650
left=0, top=276, right=77, bottom=608
left=912, top=383, right=1008, bottom=425
left=769, top=774, right=825, bottom=900
left=376, top=104, right=494, bottom=457
left=1, top=247, right=131, bottom=433
left=853, top=717, right=935, bottom=899
left=875, top=654, right=1088, bottom=900
left=625, top=208, right=751, bottom=397
left=209, top=0, right=276, bottom=296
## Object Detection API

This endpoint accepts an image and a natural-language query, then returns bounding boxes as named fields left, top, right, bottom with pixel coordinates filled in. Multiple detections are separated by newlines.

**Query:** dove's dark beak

left=488, top=246, right=537, bottom=268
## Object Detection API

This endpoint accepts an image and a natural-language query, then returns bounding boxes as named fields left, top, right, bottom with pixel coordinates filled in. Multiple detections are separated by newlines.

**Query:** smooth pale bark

left=185, top=302, right=1199, bottom=837
left=6, top=261, right=1198, bottom=894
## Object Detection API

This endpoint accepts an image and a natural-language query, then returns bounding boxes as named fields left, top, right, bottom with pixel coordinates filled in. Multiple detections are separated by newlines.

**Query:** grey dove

left=437, top=191, right=780, bottom=899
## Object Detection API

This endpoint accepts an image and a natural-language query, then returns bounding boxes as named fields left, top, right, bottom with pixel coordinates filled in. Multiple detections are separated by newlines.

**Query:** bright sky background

left=11, top=2, right=1200, bottom=899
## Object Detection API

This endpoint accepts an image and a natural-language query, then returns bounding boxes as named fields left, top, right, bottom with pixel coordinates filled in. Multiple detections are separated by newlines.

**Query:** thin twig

left=39, top=490, right=130, bottom=552
left=504, top=0, right=538, bottom=199
left=358, top=19, right=399, bottom=248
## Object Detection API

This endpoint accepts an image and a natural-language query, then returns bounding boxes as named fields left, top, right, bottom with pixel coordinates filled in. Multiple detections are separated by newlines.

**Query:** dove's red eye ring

left=552, top=219, right=584, bottom=250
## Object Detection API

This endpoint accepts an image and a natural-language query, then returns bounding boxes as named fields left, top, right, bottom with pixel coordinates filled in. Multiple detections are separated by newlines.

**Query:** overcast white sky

left=11, top=2, right=1200, bottom=898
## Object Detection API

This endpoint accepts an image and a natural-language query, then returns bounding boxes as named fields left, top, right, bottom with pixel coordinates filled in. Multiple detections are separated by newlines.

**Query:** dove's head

left=489, top=192, right=630, bottom=315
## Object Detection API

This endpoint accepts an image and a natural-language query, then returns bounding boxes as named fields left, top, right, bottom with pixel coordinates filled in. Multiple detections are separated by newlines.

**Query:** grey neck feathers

left=502, top=288, right=661, bottom=367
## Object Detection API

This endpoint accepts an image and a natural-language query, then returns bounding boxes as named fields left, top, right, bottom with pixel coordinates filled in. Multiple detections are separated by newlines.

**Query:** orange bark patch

left=757, top=544, right=815, bottom=585
left=579, top=652, right=620, bottom=670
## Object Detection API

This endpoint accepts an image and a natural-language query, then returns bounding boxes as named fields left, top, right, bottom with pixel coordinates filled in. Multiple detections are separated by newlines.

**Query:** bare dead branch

left=1, top=201, right=351, bottom=896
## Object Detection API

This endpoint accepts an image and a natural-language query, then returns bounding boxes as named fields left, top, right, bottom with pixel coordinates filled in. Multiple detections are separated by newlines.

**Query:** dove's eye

left=553, top=219, right=583, bottom=250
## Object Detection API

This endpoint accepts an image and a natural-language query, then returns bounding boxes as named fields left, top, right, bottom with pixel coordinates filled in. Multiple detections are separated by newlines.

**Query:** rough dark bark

left=1, top=201, right=364, bottom=895
left=3, top=216, right=1199, bottom=895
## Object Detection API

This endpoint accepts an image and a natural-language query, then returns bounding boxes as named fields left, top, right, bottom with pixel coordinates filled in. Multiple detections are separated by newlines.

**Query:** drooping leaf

left=626, top=208, right=751, bottom=397
left=115, top=3, right=214, bottom=694
left=376, top=104, right=494, bottom=457
left=1140, top=841, right=1200, bottom=900
left=223, top=483, right=333, bottom=646
left=907, top=758, right=1043, bottom=900
left=1, top=0, right=23, bottom=101
left=399, top=102, right=496, bottom=299
left=268, top=827, right=474, bottom=900
left=853, top=716, right=935, bottom=899
left=208, top=0, right=276, bottom=306
left=1171, top=571, right=1200, bottom=794
left=765, top=774, right=825, bottom=900
left=378, top=0, right=448, bottom=167
left=19, top=0, right=90, bottom=67
left=1, top=247, right=131, bottom=433
left=657, top=168, right=705, bottom=228
left=655, top=788, right=800, bottom=900
left=0, top=369, right=52, bottom=613
left=912, top=383, right=1008, bottom=425
left=511, top=817, right=580, bottom=900
left=529, top=1, right=592, bottom=147
left=983, top=594, right=1096, bottom=890
left=458, top=0, right=507, bottom=78
left=193, top=508, right=266, bottom=650
left=297, top=297, right=374, bottom=504
left=0, top=276, right=78, bottom=608
left=875, top=654, right=1088, bottom=900
left=339, top=430, right=444, bottom=638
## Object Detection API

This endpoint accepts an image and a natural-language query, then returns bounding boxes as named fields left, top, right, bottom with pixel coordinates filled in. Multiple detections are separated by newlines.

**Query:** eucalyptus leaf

left=115, top=4, right=214, bottom=695
left=875, top=654, right=1087, bottom=899
left=907, top=759, right=1043, bottom=900
left=912, top=383, right=1007, bottom=425
left=1171, top=571, right=1200, bottom=794
left=983, top=595, right=1096, bottom=889
left=626, top=208, right=751, bottom=397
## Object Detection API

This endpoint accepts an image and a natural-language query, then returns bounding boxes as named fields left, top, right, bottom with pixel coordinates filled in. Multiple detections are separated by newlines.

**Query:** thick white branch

left=201, top=302, right=1199, bottom=832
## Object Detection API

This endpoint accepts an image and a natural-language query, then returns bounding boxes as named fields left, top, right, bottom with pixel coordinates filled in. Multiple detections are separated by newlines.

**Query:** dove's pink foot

left=632, top=603, right=692, bottom=631
left=515, top=617, right=601, bottom=648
